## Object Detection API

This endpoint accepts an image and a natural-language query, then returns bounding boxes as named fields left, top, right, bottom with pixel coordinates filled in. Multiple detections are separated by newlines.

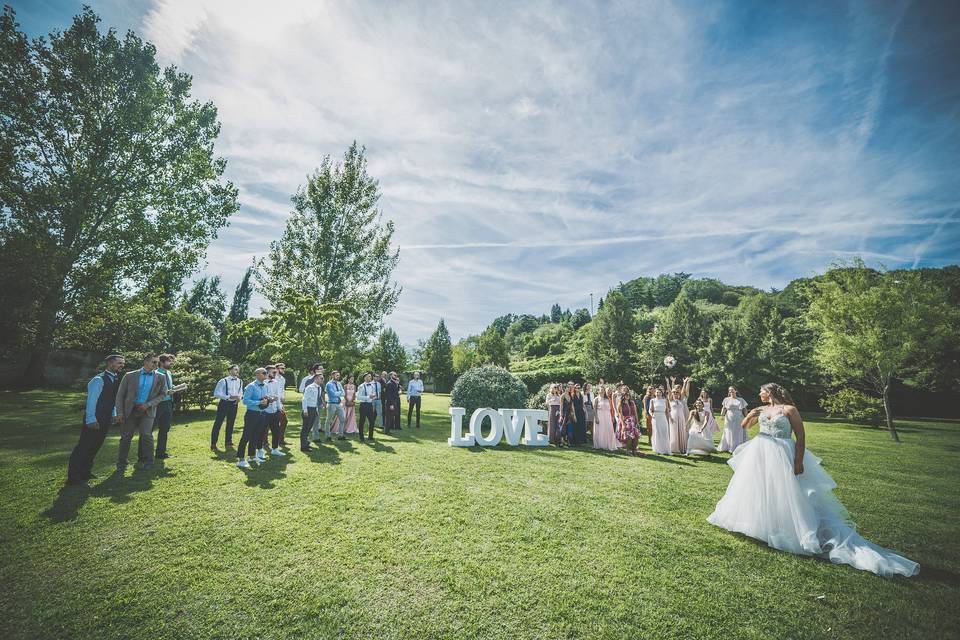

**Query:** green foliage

left=570, top=308, right=591, bottom=330
left=181, top=276, right=227, bottom=335
left=452, top=337, right=478, bottom=375
left=521, top=323, right=570, bottom=358
left=526, top=383, right=553, bottom=410
left=228, top=267, right=255, bottom=324
left=0, top=6, right=237, bottom=384
left=367, top=327, right=407, bottom=373
left=635, top=292, right=707, bottom=380
left=550, top=304, right=562, bottom=324
left=164, top=307, right=217, bottom=353
left=820, top=389, right=884, bottom=426
left=582, top=290, right=638, bottom=385
left=171, top=350, right=231, bottom=410
left=476, top=326, right=509, bottom=367
left=513, top=366, right=585, bottom=393
left=422, top=319, right=455, bottom=391
left=255, top=142, right=400, bottom=361
left=450, top=365, right=528, bottom=421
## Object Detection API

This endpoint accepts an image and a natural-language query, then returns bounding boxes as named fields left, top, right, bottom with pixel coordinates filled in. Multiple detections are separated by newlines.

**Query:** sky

left=11, top=0, right=960, bottom=346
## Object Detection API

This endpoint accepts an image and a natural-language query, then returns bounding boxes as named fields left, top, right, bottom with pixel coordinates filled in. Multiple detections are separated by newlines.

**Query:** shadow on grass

left=241, top=453, right=293, bottom=489
left=917, top=564, right=960, bottom=586
left=303, top=444, right=342, bottom=466
left=361, top=438, right=396, bottom=454
left=41, top=464, right=177, bottom=523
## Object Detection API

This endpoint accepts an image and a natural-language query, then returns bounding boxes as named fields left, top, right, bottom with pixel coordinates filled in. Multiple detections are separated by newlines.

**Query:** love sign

left=448, top=407, right=549, bottom=447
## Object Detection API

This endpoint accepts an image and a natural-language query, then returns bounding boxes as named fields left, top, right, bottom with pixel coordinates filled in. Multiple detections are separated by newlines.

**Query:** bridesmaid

left=572, top=383, right=587, bottom=446
left=617, top=388, right=643, bottom=456
left=559, top=384, right=577, bottom=447
left=582, top=383, right=595, bottom=437
left=592, top=385, right=619, bottom=451
left=546, top=384, right=562, bottom=445
left=685, top=399, right=717, bottom=455
left=649, top=388, right=672, bottom=454
left=342, top=374, right=360, bottom=438
left=718, top=386, right=749, bottom=452
left=667, top=386, right=688, bottom=454
left=698, top=388, right=720, bottom=442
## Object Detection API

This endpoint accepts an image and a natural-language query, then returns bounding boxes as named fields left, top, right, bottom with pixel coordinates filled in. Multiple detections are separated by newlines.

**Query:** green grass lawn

left=1, top=390, right=958, bottom=639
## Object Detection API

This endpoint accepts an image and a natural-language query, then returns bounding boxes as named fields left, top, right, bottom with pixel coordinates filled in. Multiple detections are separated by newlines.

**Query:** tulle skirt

left=708, top=435, right=919, bottom=577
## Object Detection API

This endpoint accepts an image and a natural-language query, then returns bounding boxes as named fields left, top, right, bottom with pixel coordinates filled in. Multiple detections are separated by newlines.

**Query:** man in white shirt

left=210, top=365, right=243, bottom=451
left=262, top=365, right=286, bottom=456
left=406, top=371, right=424, bottom=429
left=357, top=372, right=378, bottom=441
left=300, top=373, right=324, bottom=452
left=298, top=363, right=323, bottom=393
left=275, top=362, right=289, bottom=446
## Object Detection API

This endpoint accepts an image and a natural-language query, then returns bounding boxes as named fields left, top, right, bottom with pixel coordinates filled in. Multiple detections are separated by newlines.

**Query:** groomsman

left=262, top=365, right=286, bottom=457
left=357, top=372, right=378, bottom=441
left=384, top=371, right=401, bottom=434
left=237, top=368, right=271, bottom=468
left=153, top=354, right=176, bottom=460
left=298, top=363, right=323, bottom=393
left=115, top=354, right=169, bottom=471
left=275, top=362, right=289, bottom=446
left=406, top=371, right=424, bottom=429
left=309, top=373, right=327, bottom=441
left=210, top=365, right=243, bottom=451
left=377, top=371, right=388, bottom=429
left=66, top=354, right=125, bottom=485
left=324, top=371, right=347, bottom=440
left=300, top=373, right=324, bottom=452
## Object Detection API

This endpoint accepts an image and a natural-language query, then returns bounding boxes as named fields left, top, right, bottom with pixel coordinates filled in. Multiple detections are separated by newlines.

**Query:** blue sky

left=11, top=0, right=960, bottom=345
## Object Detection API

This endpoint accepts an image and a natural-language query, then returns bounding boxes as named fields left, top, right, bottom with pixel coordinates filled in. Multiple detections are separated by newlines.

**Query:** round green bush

left=451, top=365, right=529, bottom=421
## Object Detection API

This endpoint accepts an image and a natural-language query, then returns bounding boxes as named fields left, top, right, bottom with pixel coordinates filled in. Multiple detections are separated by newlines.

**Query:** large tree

left=475, top=326, right=509, bottom=368
left=256, top=142, right=400, bottom=358
left=581, top=290, right=638, bottom=385
left=422, top=319, right=455, bottom=391
left=806, top=261, right=949, bottom=441
left=368, top=327, right=408, bottom=373
left=0, top=7, right=237, bottom=384
left=182, top=276, right=226, bottom=335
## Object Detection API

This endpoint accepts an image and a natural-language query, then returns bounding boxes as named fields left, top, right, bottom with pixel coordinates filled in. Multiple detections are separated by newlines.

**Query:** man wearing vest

left=153, top=354, right=177, bottom=460
left=357, top=372, right=378, bottom=441
left=66, top=354, right=125, bottom=485
left=324, top=371, right=347, bottom=440
left=211, top=364, right=243, bottom=450
left=115, top=354, right=169, bottom=471
left=384, top=371, right=402, bottom=434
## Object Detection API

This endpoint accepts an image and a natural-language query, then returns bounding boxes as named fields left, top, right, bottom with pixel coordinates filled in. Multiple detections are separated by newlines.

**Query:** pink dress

left=702, top=397, right=720, bottom=440
left=343, top=384, right=358, bottom=434
left=592, top=397, right=619, bottom=451
left=669, top=399, right=689, bottom=453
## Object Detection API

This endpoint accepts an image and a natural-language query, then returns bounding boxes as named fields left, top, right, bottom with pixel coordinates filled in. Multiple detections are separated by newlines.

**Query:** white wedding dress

left=708, top=412, right=919, bottom=577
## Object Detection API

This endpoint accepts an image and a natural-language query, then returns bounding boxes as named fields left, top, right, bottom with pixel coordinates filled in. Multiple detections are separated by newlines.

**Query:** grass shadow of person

left=41, top=484, right=91, bottom=523
left=362, top=439, right=396, bottom=454
left=304, top=443, right=342, bottom=466
left=240, top=452, right=294, bottom=489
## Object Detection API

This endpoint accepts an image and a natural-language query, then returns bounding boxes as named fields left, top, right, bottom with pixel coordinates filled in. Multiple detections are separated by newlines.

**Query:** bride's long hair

left=761, top=382, right=796, bottom=407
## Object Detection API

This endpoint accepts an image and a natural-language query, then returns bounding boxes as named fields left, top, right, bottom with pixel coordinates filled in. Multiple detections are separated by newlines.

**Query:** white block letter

left=447, top=407, right=473, bottom=446
left=499, top=408, right=524, bottom=446
left=518, top=409, right=549, bottom=446
left=470, top=408, right=503, bottom=447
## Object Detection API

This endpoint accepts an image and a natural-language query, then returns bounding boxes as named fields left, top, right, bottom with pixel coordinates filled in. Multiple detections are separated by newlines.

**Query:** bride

left=707, top=382, right=919, bottom=577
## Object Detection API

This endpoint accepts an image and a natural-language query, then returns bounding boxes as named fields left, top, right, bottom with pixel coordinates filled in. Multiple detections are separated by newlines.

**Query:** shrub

left=450, top=365, right=528, bottom=421
left=512, top=367, right=584, bottom=393
left=527, top=383, right=553, bottom=410
left=173, top=351, right=232, bottom=411
left=820, top=389, right=884, bottom=426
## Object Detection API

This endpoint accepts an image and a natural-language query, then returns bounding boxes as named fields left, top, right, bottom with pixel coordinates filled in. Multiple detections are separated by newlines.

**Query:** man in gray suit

left=115, top=354, right=169, bottom=470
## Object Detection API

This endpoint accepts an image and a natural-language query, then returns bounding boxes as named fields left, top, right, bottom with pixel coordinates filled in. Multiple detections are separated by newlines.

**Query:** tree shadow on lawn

left=41, top=464, right=177, bottom=523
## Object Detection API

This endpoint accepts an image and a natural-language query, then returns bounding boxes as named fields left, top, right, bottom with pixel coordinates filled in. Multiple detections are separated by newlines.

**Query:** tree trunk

left=881, top=382, right=900, bottom=442
left=21, top=284, right=65, bottom=388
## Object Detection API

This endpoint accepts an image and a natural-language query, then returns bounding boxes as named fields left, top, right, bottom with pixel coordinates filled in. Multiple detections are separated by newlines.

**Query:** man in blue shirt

left=323, top=370, right=347, bottom=440
left=237, top=368, right=272, bottom=468
left=406, top=371, right=424, bottom=429
left=66, top=354, right=125, bottom=485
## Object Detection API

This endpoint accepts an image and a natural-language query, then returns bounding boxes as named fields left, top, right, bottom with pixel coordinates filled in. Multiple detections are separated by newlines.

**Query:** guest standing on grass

left=572, top=383, right=587, bottom=445
left=617, top=388, right=642, bottom=456
left=582, top=383, right=595, bottom=436
left=115, top=354, right=169, bottom=471
left=650, top=388, right=672, bottom=455
left=406, top=371, right=424, bottom=428
left=546, top=384, right=562, bottom=445
left=384, top=372, right=402, bottom=434
left=377, top=371, right=388, bottom=430
left=342, top=374, right=360, bottom=439
left=300, top=373, right=324, bottom=452
left=357, top=372, right=378, bottom=441
left=698, top=389, right=720, bottom=443
left=719, top=386, right=749, bottom=452
left=66, top=354, right=125, bottom=485
left=275, top=362, right=290, bottom=446
left=238, top=368, right=271, bottom=468
left=152, top=354, right=178, bottom=461
left=211, top=365, right=243, bottom=451
left=592, top=386, right=619, bottom=451
left=559, top=383, right=577, bottom=447
left=642, top=386, right=655, bottom=446
left=262, top=365, right=286, bottom=457
left=309, top=373, right=327, bottom=441
left=324, top=371, right=347, bottom=440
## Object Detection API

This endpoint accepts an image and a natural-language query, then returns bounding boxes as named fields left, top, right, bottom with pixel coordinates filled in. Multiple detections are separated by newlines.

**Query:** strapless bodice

left=759, top=413, right=791, bottom=439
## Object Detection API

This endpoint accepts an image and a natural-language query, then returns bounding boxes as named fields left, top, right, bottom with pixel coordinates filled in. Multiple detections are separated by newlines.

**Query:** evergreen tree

left=476, top=326, right=510, bottom=367
left=550, top=303, right=562, bottom=324
left=368, top=327, right=408, bottom=373
left=422, top=319, right=455, bottom=391
left=228, top=267, right=254, bottom=324
left=581, top=290, right=638, bottom=385
left=182, top=276, right=227, bottom=334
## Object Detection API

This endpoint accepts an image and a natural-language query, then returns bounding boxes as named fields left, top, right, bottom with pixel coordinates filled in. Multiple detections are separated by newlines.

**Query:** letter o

left=470, top=408, right=504, bottom=446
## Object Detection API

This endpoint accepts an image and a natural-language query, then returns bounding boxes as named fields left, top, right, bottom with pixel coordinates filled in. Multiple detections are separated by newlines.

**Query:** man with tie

left=115, top=354, right=169, bottom=471
left=406, top=371, right=424, bottom=429
left=66, top=354, right=125, bottom=485
left=384, top=371, right=402, bottom=434
left=300, top=373, right=324, bottom=452
left=153, top=354, right=178, bottom=460
left=298, top=363, right=323, bottom=392
left=261, top=364, right=286, bottom=456
left=324, top=371, right=347, bottom=440
left=377, top=371, right=388, bottom=430
left=210, top=365, right=243, bottom=451
left=357, top=372, right=378, bottom=441
left=237, top=368, right=271, bottom=468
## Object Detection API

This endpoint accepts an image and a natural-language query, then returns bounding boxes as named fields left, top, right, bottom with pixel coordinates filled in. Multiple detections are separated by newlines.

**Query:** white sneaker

left=237, top=459, right=250, bottom=469
left=256, top=452, right=267, bottom=462
left=271, top=448, right=286, bottom=456
left=248, top=456, right=259, bottom=465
